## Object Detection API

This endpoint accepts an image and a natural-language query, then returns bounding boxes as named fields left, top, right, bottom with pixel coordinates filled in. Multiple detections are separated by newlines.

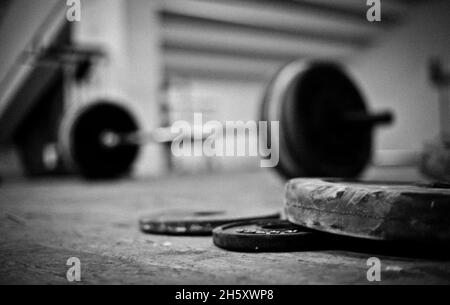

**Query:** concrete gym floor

left=1, top=168, right=450, bottom=285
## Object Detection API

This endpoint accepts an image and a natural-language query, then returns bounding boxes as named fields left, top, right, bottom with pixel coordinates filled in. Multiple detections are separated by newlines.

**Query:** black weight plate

left=213, top=219, right=326, bottom=252
left=261, top=61, right=371, bottom=179
left=139, top=209, right=280, bottom=236
left=283, top=62, right=371, bottom=178
left=67, top=102, right=140, bottom=179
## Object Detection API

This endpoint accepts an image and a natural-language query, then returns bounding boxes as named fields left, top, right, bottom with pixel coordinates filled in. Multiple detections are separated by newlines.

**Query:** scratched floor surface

left=1, top=168, right=449, bottom=284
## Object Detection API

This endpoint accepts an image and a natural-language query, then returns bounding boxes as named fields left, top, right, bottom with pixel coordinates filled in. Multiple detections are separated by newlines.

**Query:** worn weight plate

left=285, top=178, right=450, bottom=242
left=60, top=101, right=140, bottom=179
left=213, top=219, right=327, bottom=252
left=139, top=209, right=280, bottom=236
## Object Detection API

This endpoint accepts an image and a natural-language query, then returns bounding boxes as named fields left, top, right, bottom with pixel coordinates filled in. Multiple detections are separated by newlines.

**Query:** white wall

left=168, top=78, right=268, bottom=172
left=188, top=79, right=266, bottom=123
left=349, top=0, right=450, bottom=154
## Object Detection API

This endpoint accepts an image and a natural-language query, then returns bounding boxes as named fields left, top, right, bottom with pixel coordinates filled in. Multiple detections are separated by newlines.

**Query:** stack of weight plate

left=140, top=179, right=450, bottom=255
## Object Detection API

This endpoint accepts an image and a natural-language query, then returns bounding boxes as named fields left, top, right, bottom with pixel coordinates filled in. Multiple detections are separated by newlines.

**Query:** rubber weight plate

left=213, top=219, right=327, bottom=252
left=139, top=209, right=280, bottom=236
left=61, top=102, right=140, bottom=179
left=285, top=178, right=450, bottom=242
left=261, top=61, right=372, bottom=179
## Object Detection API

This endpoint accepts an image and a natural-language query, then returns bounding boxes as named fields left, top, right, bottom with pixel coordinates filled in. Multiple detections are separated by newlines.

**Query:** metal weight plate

left=213, top=219, right=326, bottom=252
left=261, top=61, right=373, bottom=179
left=60, top=101, right=140, bottom=179
left=285, top=178, right=450, bottom=242
left=139, top=209, right=280, bottom=236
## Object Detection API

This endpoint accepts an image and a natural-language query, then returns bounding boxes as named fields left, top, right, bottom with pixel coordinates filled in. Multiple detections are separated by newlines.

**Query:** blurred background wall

left=349, top=0, right=450, bottom=157
left=0, top=0, right=448, bottom=179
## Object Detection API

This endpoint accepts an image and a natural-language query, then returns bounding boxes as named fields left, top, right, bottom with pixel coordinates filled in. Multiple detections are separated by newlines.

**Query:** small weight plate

left=285, top=178, right=450, bottom=242
left=213, top=219, right=325, bottom=252
left=139, top=209, right=280, bottom=236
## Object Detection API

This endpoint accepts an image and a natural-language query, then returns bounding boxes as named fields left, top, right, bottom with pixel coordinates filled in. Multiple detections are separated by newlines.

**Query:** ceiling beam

left=161, top=0, right=383, bottom=47
left=161, top=18, right=360, bottom=62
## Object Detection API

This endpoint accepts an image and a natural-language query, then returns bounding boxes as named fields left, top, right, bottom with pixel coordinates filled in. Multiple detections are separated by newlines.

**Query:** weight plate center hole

left=100, top=130, right=120, bottom=148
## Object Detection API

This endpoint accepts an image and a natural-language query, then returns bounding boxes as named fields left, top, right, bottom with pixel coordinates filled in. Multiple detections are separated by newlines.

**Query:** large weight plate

left=60, top=102, right=140, bottom=179
left=285, top=178, right=450, bottom=242
left=213, top=219, right=326, bottom=252
left=261, top=61, right=371, bottom=179
left=140, top=209, right=280, bottom=236
left=260, top=61, right=307, bottom=179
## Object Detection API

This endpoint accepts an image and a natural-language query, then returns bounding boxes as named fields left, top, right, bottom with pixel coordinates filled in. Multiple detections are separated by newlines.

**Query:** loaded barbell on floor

left=261, top=61, right=393, bottom=179
left=59, top=102, right=215, bottom=179
left=58, top=61, right=393, bottom=180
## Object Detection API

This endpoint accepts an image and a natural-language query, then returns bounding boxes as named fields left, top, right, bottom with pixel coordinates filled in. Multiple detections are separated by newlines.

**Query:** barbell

left=59, top=102, right=215, bottom=179
left=58, top=61, right=393, bottom=180
left=261, top=61, right=392, bottom=179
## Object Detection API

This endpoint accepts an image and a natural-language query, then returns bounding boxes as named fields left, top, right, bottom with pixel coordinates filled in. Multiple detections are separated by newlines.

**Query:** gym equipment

left=59, top=61, right=393, bottom=180
left=213, top=219, right=326, bottom=252
left=59, top=101, right=214, bottom=179
left=285, top=178, right=450, bottom=242
left=59, top=102, right=142, bottom=179
left=261, top=61, right=393, bottom=179
left=139, top=209, right=280, bottom=236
